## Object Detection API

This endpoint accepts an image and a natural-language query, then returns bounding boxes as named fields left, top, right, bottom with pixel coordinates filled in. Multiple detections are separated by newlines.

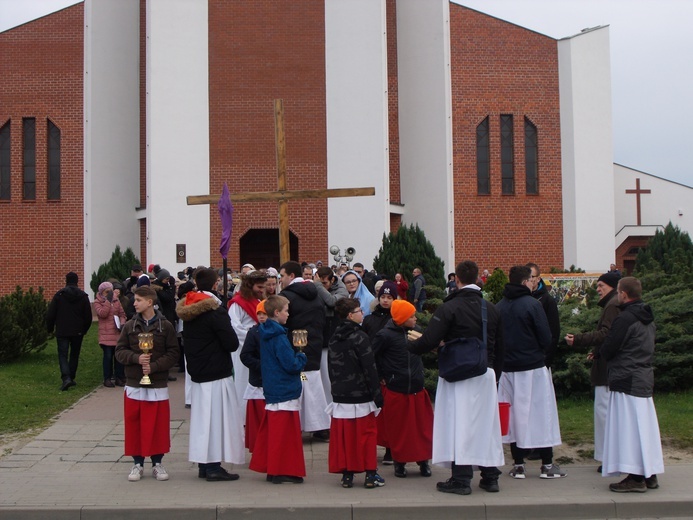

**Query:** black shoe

left=382, top=448, right=393, bottom=465
left=312, top=430, right=330, bottom=442
left=597, top=465, right=602, bottom=473
left=479, top=478, right=500, bottom=492
left=205, top=467, right=240, bottom=481
left=104, top=379, right=115, bottom=388
left=185, top=404, right=191, bottom=409
left=115, top=378, right=126, bottom=387
left=167, top=375, right=177, bottom=382
left=645, top=475, right=659, bottom=489
left=60, top=378, right=75, bottom=391
left=394, top=462, right=407, bottom=478
left=266, top=474, right=274, bottom=482
left=272, top=475, right=304, bottom=484
left=437, top=478, right=471, bottom=495
left=341, top=472, right=354, bottom=488
left=417, top=461, right=431, bottom=477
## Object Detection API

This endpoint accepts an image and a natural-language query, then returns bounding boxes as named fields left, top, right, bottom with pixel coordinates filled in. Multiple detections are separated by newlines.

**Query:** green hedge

left=0, top=286, right=50, bottom=363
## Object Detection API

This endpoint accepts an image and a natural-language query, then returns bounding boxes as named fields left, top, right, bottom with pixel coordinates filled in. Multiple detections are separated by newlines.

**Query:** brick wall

left=386, top=0, right=401, bottom=205
left=0, top=4, right=85, bottom=296
left=207, top=1, right=328, bottom=270
left=449, top=5, right=563, bottom=273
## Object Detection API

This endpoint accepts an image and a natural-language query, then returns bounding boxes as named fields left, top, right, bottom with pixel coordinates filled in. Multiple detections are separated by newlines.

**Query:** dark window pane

left=476, top=117, right=490, bottom=195
left=23, top=118, right=36, bottom=200
left=0, top=121, right=10, bottom=200
left=525, top=118, right=538, bottom=194
left=500, top=115, right=514, bottom=194
left=47, top=120, right=61, bottom=200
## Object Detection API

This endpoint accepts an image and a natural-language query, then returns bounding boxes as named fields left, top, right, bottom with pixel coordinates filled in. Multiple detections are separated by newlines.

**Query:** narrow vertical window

left=500, top=115, right=514, bottom=194
left=47, top=120, right=61, bottom=200
left=0, top=121, right=10, bottom=200
left=476, top=117, right=490, bottom=194
left=525, top=118, right=538, bottom=194
left=23, top=118, right=36, bottom=200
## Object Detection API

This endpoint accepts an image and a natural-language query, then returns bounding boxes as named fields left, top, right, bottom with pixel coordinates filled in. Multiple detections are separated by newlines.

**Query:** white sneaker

left=128, top=464, right=143, bottom=482
left=152, top=463, right=169, bottom=481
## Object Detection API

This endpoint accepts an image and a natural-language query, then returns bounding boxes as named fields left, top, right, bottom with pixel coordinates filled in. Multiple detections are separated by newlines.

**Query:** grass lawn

left=0, top=327, right=103, bottom=435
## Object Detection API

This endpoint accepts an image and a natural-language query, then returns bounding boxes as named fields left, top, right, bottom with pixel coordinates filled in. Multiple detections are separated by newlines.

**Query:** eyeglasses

left=344, top=279, right=359, bottom=285
left=350, top=308, right=363, bottom=314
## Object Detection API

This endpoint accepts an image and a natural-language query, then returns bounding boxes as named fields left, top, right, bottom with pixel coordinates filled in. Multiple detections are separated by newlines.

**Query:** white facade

left=396, top=0, right=455, bottom=273
left=614, top=163, right=693, bottom=246
left=324, top=0, right=391, bottom=270
left=146, top=0, right=210, bottom=269
left=83, top=0, right=140, bottom=290
left=558, top=26, right=615, bottom=271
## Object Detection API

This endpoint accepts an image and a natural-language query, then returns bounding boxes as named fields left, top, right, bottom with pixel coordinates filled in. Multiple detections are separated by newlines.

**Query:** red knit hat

left=391, top=300, right=416, bottom=326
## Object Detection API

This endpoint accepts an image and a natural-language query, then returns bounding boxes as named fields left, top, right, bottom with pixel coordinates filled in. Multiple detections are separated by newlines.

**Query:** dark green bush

left=90, top=245, right=141, bottom=294
left=0, top=286, right=50, bottom=363
left=483, top=267, right=508, bottom=304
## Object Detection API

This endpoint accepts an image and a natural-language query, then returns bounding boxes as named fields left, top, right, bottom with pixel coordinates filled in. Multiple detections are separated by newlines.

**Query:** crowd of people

left=45, top=258, right=664, bottom=494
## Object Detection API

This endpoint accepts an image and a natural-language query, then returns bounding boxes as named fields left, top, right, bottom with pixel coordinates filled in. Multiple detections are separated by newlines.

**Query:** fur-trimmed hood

left=176, top=293, right=220, bottom=322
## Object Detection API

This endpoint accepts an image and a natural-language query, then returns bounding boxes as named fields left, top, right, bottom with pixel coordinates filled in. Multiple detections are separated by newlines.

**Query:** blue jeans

left=100, top=345, right=125, bottom=381
left=57, top=335, right=84, bottom=381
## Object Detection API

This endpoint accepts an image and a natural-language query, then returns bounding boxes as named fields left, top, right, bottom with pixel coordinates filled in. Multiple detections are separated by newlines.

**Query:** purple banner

left=218, top=183, right=234, bottom=259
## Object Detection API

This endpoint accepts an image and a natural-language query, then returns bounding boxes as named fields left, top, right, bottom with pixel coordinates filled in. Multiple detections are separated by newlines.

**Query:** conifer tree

left=373, top=224, right=445, bottom=288
left=90, top=246, right=141, bottom=294
left=634, top=222, right=693, bottom=290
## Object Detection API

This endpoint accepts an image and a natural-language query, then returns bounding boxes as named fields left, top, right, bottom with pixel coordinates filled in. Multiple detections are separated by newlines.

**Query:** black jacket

left=280, top=281, right=325, bottom=371
left=115, top=310, right=179, bottom=388
left=531, top=280, right=560, bottom=367
left=601, top=299, right=656, bottom=397
left=362, top=305, right=391, bottom=341
left=496, top=283, right=551, bottom=372
left=373, top=319, right=425, bottom=394
left=572, top=288, right=620, bottom=386
left=240, top=323, right=262, bottom=388
left=45, top=284, right=93, bottom=337
left=175, top=294, right=239, bottom=383
left=328, top=319, right=383, bottom=407
left=152, top=281, right=177, bottom=325
left=408, top=287, right=503, bottom=379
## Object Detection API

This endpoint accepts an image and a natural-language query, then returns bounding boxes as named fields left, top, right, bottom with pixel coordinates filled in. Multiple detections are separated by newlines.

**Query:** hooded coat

left=601, top=299, right=656, bottom=397
left=280, top=280, right=325, bottom=371
left=373, top=319, right=425, bottom=394
left=45, top=284, right=93, bottom=337
left=115, top=310, right=179, bottom=388
left=175, top=292, right=239, bottom=383
left=259, top=318, right=307, bottom=404
left=328, top=319, right=383, bottom=407
left=94, top=291, right=127, bottom=346
left=495, top=283, right=551, bottom=372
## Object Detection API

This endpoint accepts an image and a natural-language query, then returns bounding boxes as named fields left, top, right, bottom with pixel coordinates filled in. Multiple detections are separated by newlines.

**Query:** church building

left=1, top=0, right=684, bottom=296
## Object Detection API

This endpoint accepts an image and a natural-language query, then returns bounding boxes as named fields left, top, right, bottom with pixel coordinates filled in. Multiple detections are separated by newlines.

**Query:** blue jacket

left=259, top=318, right=307, bottom=404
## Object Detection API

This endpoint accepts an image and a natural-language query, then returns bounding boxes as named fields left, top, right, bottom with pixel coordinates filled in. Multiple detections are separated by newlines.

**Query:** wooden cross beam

left=625, top=177, right=651, bottom=226
left=188, top=99, right=375, bottom=265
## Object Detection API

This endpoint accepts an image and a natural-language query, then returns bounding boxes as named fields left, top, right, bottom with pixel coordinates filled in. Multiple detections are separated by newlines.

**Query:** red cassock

left=245, top=398, right=266, bottom=452
left=376, top=383, right=389, bottom=448
left=329, top=412, right=378, bottom=473
left=249, top=410, right=306, bottom=477
left=382, top=388, right=433, bottom=462
left=124, top=395, right=170, bottom=456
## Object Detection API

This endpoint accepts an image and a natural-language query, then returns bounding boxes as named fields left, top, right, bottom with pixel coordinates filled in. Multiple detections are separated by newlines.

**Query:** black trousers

left=451, top=464, right=501, bottom=483
left=511, top=443, right=553, bottom=465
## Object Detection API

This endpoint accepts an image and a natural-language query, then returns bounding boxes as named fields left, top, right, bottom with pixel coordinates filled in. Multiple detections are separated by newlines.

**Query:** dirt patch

left=551, top=438, right=693, bottom=465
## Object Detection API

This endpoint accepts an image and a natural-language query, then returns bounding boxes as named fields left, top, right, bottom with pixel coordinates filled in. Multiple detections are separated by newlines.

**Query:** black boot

left=417, top=460, right=431, bottom=477
left=394, top=462, right=407, bottom=478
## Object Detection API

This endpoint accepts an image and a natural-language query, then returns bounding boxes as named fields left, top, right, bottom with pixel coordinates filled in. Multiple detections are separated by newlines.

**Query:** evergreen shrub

left=90, top=246, right=141, bottom=294
left=0, top=287, right=50, bottom=363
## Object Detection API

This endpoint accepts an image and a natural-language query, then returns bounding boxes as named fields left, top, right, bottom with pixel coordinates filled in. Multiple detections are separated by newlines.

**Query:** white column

left=84, top=0, right=140, bottom=295
left=147, top=0, right=210, bottom=269
left=325, top=0, right=390, bottom=269
left=559, top=26, right=615, bottom=271
left=395, top=0, right=455, bottom=272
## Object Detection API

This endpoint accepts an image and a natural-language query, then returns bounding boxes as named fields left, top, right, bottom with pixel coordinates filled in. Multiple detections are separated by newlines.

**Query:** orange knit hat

left=391, top=299, right=416, bottom=326
left=257, top=299, right=267, bottom=315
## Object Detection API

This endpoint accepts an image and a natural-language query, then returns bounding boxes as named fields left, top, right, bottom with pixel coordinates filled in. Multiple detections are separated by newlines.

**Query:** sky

left=1, top=0, right=691, bottom=187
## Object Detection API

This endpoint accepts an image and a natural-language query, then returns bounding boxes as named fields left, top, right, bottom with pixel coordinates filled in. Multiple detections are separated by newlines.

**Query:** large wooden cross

left=187, top=99, right=375, bottom=264
left=625, top=177, right=651, bottom=226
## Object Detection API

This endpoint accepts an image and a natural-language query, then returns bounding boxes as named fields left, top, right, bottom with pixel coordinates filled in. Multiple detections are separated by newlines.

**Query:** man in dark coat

left=45, top=272, right=93, bottom=390
left=279, top=261, right=330, bottom=438
left=565, top=271, right=621, bottom=470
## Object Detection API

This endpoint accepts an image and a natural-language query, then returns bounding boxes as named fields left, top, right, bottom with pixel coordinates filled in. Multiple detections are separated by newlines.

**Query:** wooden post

left=275, top=100, right=291, bottom=264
